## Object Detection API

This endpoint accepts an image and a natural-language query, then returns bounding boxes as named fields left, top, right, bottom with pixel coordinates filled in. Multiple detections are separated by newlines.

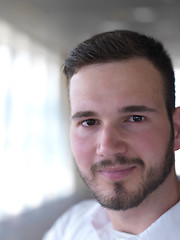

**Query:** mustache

left=90, top=156, right=145, bottom=172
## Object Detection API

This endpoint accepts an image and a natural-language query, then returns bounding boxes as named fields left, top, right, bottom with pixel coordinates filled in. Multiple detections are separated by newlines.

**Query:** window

left=0, top=19, right=74, bottom=219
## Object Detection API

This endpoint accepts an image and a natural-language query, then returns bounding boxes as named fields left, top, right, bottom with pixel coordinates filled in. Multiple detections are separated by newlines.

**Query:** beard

left=77, top=130, right=175, bottom=211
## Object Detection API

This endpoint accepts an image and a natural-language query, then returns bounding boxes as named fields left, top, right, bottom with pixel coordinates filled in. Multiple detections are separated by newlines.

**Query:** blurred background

left=0, top=0, right=180, bottom=239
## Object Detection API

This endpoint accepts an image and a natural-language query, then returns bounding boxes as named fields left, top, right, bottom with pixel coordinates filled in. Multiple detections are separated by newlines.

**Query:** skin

left=69, top=58, right=180, bottom=234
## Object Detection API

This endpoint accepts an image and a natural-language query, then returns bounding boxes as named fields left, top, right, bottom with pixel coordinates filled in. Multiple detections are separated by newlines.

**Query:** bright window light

left=0, top=19, right=74, bottom=219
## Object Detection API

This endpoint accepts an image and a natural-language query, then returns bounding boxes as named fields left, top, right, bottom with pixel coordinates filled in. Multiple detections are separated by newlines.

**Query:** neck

left=106, top=170, right=180, bottom=235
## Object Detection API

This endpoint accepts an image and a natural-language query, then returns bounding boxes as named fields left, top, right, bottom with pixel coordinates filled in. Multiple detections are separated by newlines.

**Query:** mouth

left=97, top=166, right=136, bottom=181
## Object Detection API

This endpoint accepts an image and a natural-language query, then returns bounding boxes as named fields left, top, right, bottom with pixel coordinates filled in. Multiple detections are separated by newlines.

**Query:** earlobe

left=173, top=107, right=180, bottom=151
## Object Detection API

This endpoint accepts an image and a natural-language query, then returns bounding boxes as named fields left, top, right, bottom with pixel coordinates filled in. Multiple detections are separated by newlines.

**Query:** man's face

left=69, top=58, right=175, bottom=210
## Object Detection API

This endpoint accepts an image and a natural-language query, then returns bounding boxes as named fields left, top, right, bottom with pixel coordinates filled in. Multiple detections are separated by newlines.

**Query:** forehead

left=69, top=58, right=165, bottom=112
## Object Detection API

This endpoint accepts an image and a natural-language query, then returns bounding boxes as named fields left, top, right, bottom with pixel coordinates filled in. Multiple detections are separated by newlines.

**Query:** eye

left=128, top=115, right=145, bottom=122
left=81, top=119, right=98, bottom=127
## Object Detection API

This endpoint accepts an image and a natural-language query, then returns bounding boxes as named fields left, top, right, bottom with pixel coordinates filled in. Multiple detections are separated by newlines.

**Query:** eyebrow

left=120, top=105, right=157, bottom=113
left=71, top=111, right=98, bottom=120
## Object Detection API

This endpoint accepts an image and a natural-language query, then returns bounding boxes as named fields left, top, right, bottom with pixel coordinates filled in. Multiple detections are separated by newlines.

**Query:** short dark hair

left=63, top=30, right=175, bottom=120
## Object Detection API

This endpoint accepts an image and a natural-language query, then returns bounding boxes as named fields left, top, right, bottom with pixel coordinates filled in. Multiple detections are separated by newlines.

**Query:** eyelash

left=127, top=115, right=145, bottom=123
left=81, top=119, right=99, bottom=127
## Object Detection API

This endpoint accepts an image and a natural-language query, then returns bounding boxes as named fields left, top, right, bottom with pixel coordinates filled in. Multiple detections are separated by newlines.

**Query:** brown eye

left=129, top=115, right=145, bottom=122
left=82, top=119, right=98, bottom=126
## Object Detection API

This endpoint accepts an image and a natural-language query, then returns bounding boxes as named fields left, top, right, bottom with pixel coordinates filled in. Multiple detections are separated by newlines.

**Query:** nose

left=96, top=125, right=128, bottom=157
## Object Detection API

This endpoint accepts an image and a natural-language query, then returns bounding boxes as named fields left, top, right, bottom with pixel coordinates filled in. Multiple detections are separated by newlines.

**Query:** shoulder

left=59, top=199, right=99, bottom=221
left=68, top=199, right=98, bottom=214
left=42, top=199, right=100, bottom=240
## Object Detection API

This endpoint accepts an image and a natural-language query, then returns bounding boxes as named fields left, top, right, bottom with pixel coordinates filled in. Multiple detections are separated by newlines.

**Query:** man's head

left=63, top=30, right=175, bottom=121
left=65, top=30, right=180, bottom=211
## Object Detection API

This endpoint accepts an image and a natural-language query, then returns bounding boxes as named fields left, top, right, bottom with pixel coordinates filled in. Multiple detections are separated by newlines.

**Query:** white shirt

left=42, top=199, right=180, bottom=240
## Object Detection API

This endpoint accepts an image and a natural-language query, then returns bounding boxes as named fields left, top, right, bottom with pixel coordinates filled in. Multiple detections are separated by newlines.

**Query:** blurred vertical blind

left=0, top=19, right=74, bottom=219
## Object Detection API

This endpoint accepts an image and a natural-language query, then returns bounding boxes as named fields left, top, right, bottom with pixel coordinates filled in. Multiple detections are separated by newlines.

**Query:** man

left=43, top=30, right=180, bottom=239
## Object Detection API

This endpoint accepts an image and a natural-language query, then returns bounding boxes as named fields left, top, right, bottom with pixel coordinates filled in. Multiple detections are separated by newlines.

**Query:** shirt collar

left=137, top=200, right=180, bottom=240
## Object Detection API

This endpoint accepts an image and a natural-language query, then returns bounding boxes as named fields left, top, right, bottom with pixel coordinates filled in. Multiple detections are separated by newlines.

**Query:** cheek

left=70, top=130, right=95, bottom=171
left=133, top=128, right=170, bottom=163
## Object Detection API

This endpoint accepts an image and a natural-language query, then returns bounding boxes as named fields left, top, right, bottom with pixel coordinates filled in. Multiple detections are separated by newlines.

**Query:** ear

left=173, top=107, right=180, bottom=151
